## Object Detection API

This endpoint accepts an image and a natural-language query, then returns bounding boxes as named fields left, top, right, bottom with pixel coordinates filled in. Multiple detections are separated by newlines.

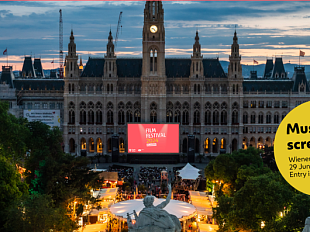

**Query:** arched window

left=182, top=111, right=189, bottom=125
left=213, top=111, right=219, bottom=125
left=243, top=112, right=248, bottom=124
left=134, top=110, right=141, bottom=122
left=194, top=111, right=200, bottom=124
left=118, top=111, right=125, bottom=125
left=119, top=137, right=125, bottom=153
left=221, top=111, right=227, bottom=125
left=266, top=113, right=272, bottom=124
left=204, top=138, right=210, bottom=153
left=174, top=110, right=181, bottom=123
left=205, top=111, right=211, bottom=125
left=166, top=110, right=173, bottom=122
left=68, top=102, right=75, bottom=124
left=126, top=110, right=133, bottom=122
left=96, top=102, right=103, bottom=124
left=89, top=138, right=94, bottom=152
left=258, top=113, right=264, bottom=124
left=194, top=84, right=197, bottom=94
left=198, top=84, right=200, bottom=94
left=150, top=111, right=157, bottom=123
left=97, top=138, right=103, bottom=153
left=150, top=49, right=157, bottom=73
left=220, top=138, right=226, bottom=150
left=69, top=111, right=75, bottom=124
left=232, top=111, right=238, bottom=124
left=250, top=113, right=256, bottom=124
left=107, top=138, right=112, bottom=153
left=212, top=138, right=218, bottom=153
left=72, top=84, right=74, bottom=94
left=69, top=138, right=75, bottom=153
left=69, top=84, right=71, bottom=93
left=107, top=102, right=114, bottom=124
left=81, top=138, right=86, bottom=150
left=274, top=113, right=279, bottom=124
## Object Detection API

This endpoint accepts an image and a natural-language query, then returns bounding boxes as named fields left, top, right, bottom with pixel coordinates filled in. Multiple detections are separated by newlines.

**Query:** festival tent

left=93, top=187, right=118, bottom=200
left=110, top=198, right=197, bottom=221
left=178, top=163, right=201, bottom=180
left=188, top=191, right=213, bottom=216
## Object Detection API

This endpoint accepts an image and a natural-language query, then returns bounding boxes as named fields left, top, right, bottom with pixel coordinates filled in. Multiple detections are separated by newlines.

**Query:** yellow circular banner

left=275, top=101, right=310, bottom=195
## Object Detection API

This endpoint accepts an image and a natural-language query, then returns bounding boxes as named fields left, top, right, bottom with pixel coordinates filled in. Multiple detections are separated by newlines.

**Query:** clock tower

left=141, top=1, right=166, bottom=123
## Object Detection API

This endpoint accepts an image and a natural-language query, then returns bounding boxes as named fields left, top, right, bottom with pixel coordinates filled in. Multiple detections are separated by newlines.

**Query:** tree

left=4, top=194, right=78, bottom=232
left=24, top=121, right=103, bottom=207
left=0, top=156, right=28, bottom=228
left=0, top=101, right=29, bottom=162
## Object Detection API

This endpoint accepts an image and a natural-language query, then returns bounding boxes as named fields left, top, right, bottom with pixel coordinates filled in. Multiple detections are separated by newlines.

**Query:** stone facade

left=1, top=1, right=310, bottom=159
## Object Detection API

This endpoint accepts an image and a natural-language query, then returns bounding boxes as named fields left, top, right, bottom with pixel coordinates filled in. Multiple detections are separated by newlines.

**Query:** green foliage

left=0, top=101, right=29, bottom=162
left=4, top=194, right=78, bottom=232
left=206, top=147, right=310, bottom=232
left=0, top=156, right=28, bottom=226
left=24, top=120, right=103, bottom=206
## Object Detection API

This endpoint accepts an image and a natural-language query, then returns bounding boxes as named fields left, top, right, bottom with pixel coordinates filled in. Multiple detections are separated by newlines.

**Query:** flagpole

left=6, top=47, right=8, bottom=66
left=299, top=50, right=300, bottom=67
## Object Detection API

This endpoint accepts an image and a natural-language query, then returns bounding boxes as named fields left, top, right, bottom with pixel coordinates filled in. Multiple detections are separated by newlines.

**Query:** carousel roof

left=110, top=198, right=197, bottom=221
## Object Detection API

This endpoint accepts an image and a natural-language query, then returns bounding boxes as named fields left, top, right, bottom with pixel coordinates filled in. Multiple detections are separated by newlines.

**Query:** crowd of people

left=138, top=166, right=167, bottom=185
left=108, top=165, right=133, bottom=182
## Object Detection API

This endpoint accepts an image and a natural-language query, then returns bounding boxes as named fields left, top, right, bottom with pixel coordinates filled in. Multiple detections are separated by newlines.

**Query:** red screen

left=127, top=124, right=179, bottom=153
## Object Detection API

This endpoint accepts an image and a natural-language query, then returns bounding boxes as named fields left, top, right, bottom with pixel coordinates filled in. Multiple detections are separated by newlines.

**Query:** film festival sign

left=23, top=110, right=61, bottom=128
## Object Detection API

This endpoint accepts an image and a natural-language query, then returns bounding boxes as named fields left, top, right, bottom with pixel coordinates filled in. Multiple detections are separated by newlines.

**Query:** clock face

left=150, top=25, right=158, bottom=33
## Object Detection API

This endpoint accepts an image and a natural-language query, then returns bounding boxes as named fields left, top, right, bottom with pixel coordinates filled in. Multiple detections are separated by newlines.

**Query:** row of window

left=244, top=100, right=288, bottom=108
left=24, top=102, right=63, bottom=110
left=243, top=112, right=286, bottom=124
left=243, top=127, right=277, bottom=134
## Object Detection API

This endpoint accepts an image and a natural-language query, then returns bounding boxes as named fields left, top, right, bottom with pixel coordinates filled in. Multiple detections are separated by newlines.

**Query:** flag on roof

left=3, top=48, right=7, bottom=55
left=254, top=60, right=258, bottom=65
left=300, top=50, right=305, bottom=57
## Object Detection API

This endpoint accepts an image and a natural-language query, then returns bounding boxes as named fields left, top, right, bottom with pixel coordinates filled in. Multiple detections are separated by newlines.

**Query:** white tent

left=110, top=198, right=197, bottom=221
left=178, top=163, right=200, bottom=180
left=93, top=187, right=118, bottom=200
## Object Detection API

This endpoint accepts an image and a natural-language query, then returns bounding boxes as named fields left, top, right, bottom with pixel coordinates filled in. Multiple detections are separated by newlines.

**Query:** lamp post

left=75, top=144, right=77, bottom=156
left=229, top=144, right=232, bottom=154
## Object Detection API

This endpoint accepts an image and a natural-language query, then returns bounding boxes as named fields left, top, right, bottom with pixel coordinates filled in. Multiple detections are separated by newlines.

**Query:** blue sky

left=1, top=1, right=310, bottom=70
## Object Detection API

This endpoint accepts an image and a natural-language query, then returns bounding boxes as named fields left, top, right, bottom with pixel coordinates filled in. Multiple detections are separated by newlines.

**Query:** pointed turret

left=65, top=30, right=78, bottom=79
left=106, top=29, right=115, bottom=58
left=190, top=31, right=203, bottom=78
left=104, top=30, right=117, bottom=78
left=228, top=30, right=242, bottom=79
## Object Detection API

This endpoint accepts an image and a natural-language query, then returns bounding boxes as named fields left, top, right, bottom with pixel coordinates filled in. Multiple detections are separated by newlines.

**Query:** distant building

left=1, top=1, right=309, bottom=162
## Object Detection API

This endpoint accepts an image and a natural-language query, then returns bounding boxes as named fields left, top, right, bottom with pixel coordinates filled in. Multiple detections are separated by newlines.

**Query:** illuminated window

left=81, top=138, right=86, bottom=150
left=97, top=138, right=103, bottom=153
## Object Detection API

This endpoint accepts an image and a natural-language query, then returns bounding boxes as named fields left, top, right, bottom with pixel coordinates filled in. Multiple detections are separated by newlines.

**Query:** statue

left=127, top=184, right=181, bottom=232
left=303, top=217, right=310, bottom=232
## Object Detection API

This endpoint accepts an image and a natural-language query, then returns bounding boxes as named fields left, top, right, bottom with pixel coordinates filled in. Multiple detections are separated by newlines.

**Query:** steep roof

left=243, top=79, right=293, bottom=92
left=1, top=66, right=15, bottom=88
left=33, top=58, right=44, bottom=77
left=166, top=59, right=191, bottom=78
left=117, top=58, right=142, bottom=78
left=292, top=66, right=309, bottom=92
left=202, top=58, right=226, bottom=78
left=81, top=58, right=105, bottom=77
left=81, top=57, right=226, bottom=78
left=263, top=59, right=273, bottom=78
left=271, top=57, right=286, bottom=78
left=21, top=56, right=36, bottom=78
